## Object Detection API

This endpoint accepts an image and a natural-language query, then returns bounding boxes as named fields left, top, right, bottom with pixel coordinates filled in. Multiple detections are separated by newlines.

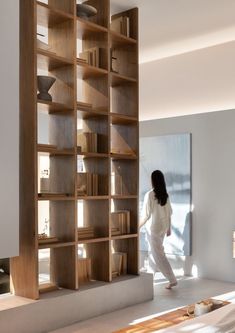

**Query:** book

left=111, top=210, right=131, bottom=235
left=77, top=172, right=99, bottom=196
left=111, top=16, right=130, bottom=37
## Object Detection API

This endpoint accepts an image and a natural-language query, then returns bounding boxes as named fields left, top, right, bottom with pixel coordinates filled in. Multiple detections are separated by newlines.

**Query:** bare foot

left=165, top=282, right=178, bottom=290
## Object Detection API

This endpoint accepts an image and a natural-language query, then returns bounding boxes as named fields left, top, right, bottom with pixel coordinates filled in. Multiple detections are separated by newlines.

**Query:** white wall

left=0, top=1, right=19, bottom=258
left=140, top=41, right=235, bottom=120
left=140, top=110, right=235, bottom=282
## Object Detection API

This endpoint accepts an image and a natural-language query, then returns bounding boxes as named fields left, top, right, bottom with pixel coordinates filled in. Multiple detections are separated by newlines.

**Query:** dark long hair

left=151, top=170, right=168, bottom=206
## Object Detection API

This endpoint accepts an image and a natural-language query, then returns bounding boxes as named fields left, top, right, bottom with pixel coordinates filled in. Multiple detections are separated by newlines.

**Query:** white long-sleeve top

left=140, top=190, right=172, bottom=235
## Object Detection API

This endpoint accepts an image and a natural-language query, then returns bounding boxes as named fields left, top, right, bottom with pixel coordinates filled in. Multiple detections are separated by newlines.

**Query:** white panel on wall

left=0, top=0, right=19, bottom=258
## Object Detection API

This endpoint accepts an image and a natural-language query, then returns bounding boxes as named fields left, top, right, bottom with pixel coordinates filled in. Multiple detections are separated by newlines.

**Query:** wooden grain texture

left=85, top=241, right=110, bottom=281
left=50, top=201, right=76, bottom=242
left=10, top=0, right=39, bottom=300
left=51, top=245, right=77, bottom=289
left=83, top=200, right=109, bottom=238
left=83, top=0, right=109, bottom=28
left=48, top=0, right=74, bottom=14
left=112, top=237, right=138, bottom=275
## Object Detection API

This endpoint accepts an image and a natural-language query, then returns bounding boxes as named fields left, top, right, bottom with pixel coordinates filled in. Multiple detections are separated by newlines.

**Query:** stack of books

left=111, top=16, right=130, bottom=38
left=112, top=252, right=127, bottom=278
left=77, top=101, right=92, bottom=111
left=111, top=211, right=130, bottom=236
left=79, top=47, right=100, bottom=67
left=77, top=226, right=95, bottom=240
left=77, top=131, right=98, bottom=153
left=77, top=172, right=99, bottom=196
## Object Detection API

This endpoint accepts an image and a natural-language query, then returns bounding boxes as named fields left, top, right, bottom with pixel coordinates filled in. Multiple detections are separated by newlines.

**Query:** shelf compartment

left=111, top=198, right=138, bottom=235
left=77, top=61, right=108, bottom=80
left=76, top=0, right=109, bottom=34
left=37, top=1, right=74, bottom=28
left=111, top=72, right=137, bottom=87
left=77, top=197, right=109, bottom=239
left=78, top=240, right=110, bottom=285
left=111, top=122, right=138, bottom=156
left=77, top=115, right=109, bottom=154
left=37, top=100, right=73, bottom=114
left=78, top=75, right=109, bottom=111
left=111, top=237, right=138, bottom=278
left=38, top=245, right=77, bottom=291
left=37, top=49, right=73, bottom=71
left=111, top=8, right=138, bottom=41
left=111, top=83, right=138, bottom=118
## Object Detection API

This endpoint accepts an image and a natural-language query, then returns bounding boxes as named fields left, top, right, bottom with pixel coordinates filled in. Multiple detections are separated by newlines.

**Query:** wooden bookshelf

left=11, top=0, right=139, bottom=299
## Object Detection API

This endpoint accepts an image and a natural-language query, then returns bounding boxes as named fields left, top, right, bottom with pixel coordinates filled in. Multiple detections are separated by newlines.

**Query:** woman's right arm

left=139, top=191, right=152, bottom=228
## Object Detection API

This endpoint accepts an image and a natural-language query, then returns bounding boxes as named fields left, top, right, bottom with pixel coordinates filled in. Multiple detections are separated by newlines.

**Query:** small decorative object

left=187, top=300, right=212, bottom=317
left=76, top=4, right=97, bottom=19
left=37, top=75, right=56, bottom=102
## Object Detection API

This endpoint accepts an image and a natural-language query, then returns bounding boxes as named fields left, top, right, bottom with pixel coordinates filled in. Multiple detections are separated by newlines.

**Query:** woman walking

left=140, top=170, right=177, bottom=289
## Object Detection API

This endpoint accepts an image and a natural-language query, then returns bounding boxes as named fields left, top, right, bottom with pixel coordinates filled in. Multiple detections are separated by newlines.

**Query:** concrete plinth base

left=0, top=273, right=153, bottom=333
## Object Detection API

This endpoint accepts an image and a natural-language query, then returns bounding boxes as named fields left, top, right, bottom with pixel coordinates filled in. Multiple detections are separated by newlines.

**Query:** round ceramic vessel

left=76, top=4, right=97, bottom=19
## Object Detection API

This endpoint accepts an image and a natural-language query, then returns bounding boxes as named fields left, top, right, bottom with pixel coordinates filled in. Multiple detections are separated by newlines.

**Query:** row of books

left=111, top=210, right=131, bottom=236
left=111, top=16, right=130, bottom=38
left=78, top=226, right=95, bottom=240
left=77, top=172, right=99, bottom=196
left=112, top=252, right=127, bottom=277
left=77, top=131, right=98, bottom=153
left=79, top=47, right=100, bottom=67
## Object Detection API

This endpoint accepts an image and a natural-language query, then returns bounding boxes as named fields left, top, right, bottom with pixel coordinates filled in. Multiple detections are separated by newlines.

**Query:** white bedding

left=157, top=303, right=235, bottom=333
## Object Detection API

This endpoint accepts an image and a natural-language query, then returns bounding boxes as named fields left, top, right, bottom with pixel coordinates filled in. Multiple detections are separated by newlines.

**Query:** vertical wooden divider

left=10, top=0, right=39, bottom=300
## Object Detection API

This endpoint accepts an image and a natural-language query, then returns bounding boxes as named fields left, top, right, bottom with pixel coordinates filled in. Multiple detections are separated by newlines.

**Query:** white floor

left=50, top=274, right=235, bottom=333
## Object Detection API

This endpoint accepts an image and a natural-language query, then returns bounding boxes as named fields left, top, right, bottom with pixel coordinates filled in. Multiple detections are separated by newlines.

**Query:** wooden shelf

left=111, top=113, right=138, bottom=125
left=77, top=17, right=108, bottom=39
left=39, top=283, right=59, bottom=294
left=111, top=234, right=138, bottom=240
left=78, top=237, right=109, bottom=244
left=110, top=153, right=137, bottom=160
left=77, top=196, right=109, bottom=200
left=37, top=100, right=73, bottom=114
left=38, top=194, right=75, bottom=201
left=77, top=108, right=108, bottom=120
left=77, top=151, right=109, bottom=158
left=111, top=72, right=137, bottom=86
left=110, top=30, right=137, bottom=48
left=77, top=61, right=108, bottom=79
left=38, top=144, right=74, bottom=156
left=37, top=49, right=73, bottom=71
left=38, top=241, right=75, bottom=249
left=37, top=1, right=73, bottom=28
left=111, top=195, right=138, bottom=200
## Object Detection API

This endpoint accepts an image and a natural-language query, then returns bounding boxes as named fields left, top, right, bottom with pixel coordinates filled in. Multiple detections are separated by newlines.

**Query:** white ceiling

left=111, top=0, right=235, bottom=63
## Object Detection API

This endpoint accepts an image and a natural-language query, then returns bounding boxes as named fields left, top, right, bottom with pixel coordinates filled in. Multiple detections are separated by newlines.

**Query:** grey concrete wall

left=140, top=109, right=235, bottom=282
left=0, top=0, right=19, bottom=258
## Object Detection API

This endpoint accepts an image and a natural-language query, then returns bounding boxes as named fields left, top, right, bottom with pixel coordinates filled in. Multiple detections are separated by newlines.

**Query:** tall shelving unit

left=11, top=0, right=139, bottom=299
